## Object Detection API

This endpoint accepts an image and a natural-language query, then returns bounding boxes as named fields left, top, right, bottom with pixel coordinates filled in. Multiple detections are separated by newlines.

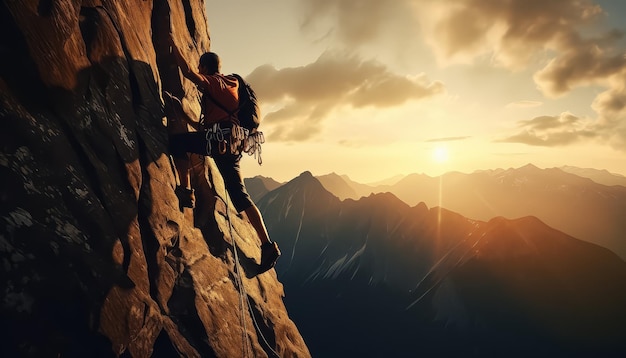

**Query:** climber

left=167, top=34, right=280, bottom=272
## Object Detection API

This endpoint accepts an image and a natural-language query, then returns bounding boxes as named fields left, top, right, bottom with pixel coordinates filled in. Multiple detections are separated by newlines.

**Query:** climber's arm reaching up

left=168, top=34, right=209, bottom=91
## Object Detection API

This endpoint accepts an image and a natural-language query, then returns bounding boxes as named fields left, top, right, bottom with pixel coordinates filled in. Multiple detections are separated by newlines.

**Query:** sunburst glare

left=432, top=145, right=449, bottom=163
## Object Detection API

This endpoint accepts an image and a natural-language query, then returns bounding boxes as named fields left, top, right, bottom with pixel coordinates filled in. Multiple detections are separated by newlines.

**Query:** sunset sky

left=204, top=0, right=626, bottom=183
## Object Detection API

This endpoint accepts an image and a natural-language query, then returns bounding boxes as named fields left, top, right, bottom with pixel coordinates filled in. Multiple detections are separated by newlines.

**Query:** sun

left=432, top=145, right=449, bottom=163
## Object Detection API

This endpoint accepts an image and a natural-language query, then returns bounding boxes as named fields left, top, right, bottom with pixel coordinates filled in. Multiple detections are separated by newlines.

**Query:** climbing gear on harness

left=244, top=131, right=265, bottom=165
left=201, top=120, right=264, bottom=162
left=204, top=122, right=251, bottom=157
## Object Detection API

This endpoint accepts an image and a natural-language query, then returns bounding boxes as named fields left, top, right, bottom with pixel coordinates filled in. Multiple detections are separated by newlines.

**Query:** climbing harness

left=204, top=122, right=247, bottom=156
left=221, top=188, right=281, bottom=358
left=203, top=122, right=267, bottom=165
left=200, top=85, right=265, bottom=165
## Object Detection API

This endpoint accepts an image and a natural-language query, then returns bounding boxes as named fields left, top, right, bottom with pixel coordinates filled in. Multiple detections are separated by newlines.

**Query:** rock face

left=0, top=1, right=310, bottom=357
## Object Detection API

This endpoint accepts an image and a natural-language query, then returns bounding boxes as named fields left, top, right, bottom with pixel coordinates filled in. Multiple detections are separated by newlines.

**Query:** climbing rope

left=222, top=191, right=253, bottom=357
left=221, top=189, right=281, bottom=358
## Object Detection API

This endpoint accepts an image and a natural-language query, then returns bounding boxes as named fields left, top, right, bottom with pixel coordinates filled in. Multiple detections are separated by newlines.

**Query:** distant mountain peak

left=286, top=171, right=321, bottom=187
left=519, top=163, right=540, bottom=171
left=362, top=191, right=407, bottom=205
left=316, top=172, right=360, bottom=201
left=280, top=170, right=336, bottom=199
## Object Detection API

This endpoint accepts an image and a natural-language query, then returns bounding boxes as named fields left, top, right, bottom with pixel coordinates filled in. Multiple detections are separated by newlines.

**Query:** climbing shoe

left=260, top=241, right=281, bottom=271
left=175, top=186, right=195, bottom=210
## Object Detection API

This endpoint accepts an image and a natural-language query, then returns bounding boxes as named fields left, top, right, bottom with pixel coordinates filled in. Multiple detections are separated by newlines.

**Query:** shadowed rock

left=0, top=1, right=309, bottom=357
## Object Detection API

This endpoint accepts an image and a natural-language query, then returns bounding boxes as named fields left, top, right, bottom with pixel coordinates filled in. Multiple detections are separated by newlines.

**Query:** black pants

left=169, top=131, right=253, bottom=213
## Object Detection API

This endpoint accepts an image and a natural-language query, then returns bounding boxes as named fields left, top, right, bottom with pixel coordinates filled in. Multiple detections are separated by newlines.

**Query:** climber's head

left=199, top=52, right=220, bottom=75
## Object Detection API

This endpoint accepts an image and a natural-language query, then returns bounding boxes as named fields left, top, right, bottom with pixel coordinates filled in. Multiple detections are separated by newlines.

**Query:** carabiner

left=219, top=140, right=227, bottom=155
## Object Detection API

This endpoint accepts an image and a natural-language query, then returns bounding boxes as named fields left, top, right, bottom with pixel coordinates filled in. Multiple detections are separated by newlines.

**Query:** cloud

left=498, top=130, right=596, bottom=146
left=519, top=114, right=580, bottom=131
left=297, top=0, right=625, bottom=97
left=416, top=0, right=626, bottom=150
left=418, top=0, right=607, bottom=69
left=533, top=31, right=626, bottom=97
left=294, top=0, right=626, bottom=150
left=497, top=112, right=598, bottom=146
left=500, top=91, right=626, bottom=150
left=591, top=71, right=626, bottom=150
left=425, top=136, right=471, bottom=142
left=299, top=0, right=417, bottom=48
left=592, top=72, right=626, bottom=123
left=247, top=51, right=444, bottom=141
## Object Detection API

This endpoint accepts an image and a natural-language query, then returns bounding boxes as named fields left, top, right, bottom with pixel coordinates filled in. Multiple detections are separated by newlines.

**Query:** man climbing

left=167, top=35, right=280, bottom=272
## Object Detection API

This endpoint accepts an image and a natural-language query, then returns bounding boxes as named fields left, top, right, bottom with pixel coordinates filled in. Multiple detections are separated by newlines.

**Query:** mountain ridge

left=249, top=164, right=626, bottom=260
left=257, top=172, right=626, bottom=357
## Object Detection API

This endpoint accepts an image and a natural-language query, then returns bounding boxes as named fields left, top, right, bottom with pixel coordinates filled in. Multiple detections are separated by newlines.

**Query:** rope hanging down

left=225, top=198, right=253, bottom=357
left=222, top=189, right=281, bottom=358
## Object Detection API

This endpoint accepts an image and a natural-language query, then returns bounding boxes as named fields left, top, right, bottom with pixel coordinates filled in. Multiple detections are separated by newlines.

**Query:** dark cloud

left=246, top=51, right=444, bottom=142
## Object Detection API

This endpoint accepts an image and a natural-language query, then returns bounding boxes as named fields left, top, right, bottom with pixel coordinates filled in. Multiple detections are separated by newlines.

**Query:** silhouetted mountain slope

left=316, top=173, right=359, bottom=200
left=318, top=164, right=626, bottom=260
left=366, top=174, right=405, bottom=186
left=243, top=175, right=283, bottom=203
left=560, top=165, right=626, bottom=187
left=258, top=173, right=626, bottom=357
left=447, top=216, right=626, bottom=351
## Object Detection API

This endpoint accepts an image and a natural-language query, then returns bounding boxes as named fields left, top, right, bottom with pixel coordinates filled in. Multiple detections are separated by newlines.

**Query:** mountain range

left=254, top=170, right=626, bottom=357
left=247, top=164, right=626, bottom=260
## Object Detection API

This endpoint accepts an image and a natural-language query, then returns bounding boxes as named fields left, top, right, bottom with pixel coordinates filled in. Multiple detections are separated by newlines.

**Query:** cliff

left=0, top=1, right=310, bottom=357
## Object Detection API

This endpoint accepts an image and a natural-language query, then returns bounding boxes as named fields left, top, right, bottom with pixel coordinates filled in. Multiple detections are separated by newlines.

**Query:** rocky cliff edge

left=0, top=1, right=310, bottom=357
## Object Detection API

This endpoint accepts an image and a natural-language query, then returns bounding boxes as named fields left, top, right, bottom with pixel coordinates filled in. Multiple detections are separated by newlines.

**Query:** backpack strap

left=201, top=88, right=240, bottom=126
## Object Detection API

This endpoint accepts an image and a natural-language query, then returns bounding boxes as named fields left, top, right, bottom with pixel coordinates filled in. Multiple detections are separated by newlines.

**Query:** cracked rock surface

left=0, top=1, right=310, bottom=357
